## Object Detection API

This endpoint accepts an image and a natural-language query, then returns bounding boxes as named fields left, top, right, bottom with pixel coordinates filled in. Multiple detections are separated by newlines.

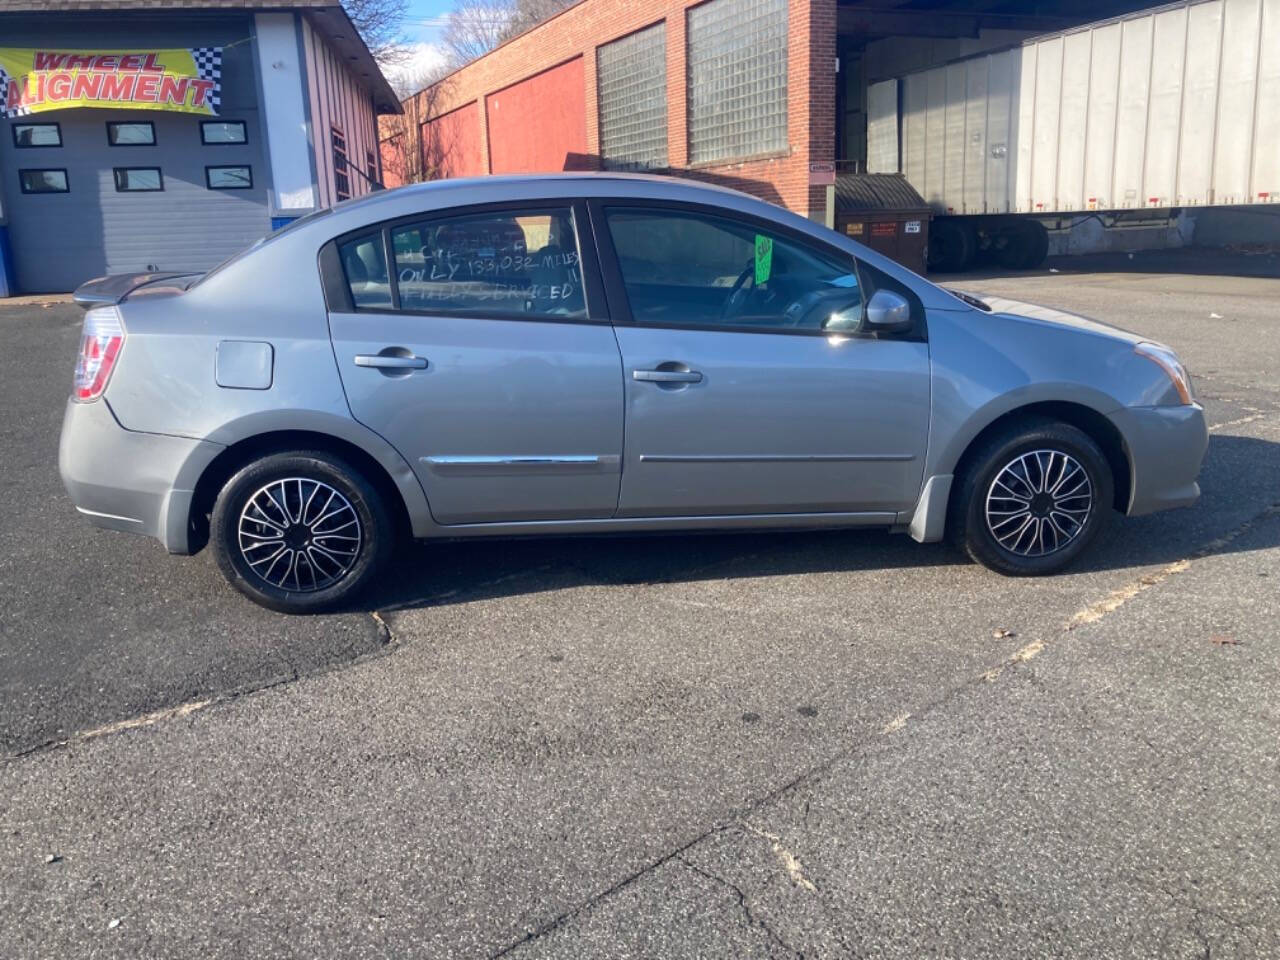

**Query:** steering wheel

left=721, top=260, right=756, bottom=320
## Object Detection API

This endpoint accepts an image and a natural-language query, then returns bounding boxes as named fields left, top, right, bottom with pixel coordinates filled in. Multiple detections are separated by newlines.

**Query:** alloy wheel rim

left=237, top=478, right=362, bottom=592
left=985, top=449, right=1093, bottom=558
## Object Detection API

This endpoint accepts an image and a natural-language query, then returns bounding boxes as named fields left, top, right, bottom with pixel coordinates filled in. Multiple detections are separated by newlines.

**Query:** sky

left=403, top=0, right=453, bottom=46
left=381, top=0, right=455, bottom=93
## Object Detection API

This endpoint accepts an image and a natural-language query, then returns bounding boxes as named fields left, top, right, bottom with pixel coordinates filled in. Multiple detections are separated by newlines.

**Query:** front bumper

left=58, top=398, right=223, bottom=554
left=1111, top=403, right=1208, bottom=516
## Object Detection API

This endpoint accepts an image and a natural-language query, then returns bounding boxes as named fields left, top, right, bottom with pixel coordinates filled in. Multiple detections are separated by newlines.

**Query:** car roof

left=233, top=173, right=965, bottom=313
left=334, top=172, right=760, bottom=216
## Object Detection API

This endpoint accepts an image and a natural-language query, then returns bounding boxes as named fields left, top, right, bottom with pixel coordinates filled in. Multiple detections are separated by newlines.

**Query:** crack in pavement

left=486, top=495, right=1280, bottom=956
left=677, top=855, right=806, bottom=959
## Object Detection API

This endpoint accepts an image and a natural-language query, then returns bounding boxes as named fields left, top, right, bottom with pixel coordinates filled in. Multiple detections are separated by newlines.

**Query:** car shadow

left=362, top=433, right=1280, bottom=614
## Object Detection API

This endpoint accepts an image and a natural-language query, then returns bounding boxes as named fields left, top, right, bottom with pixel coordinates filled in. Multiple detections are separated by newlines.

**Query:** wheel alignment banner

left=0, top=48, right=221, bottom=119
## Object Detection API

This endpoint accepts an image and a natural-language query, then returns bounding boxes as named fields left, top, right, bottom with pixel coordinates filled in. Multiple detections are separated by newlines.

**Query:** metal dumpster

left=834, top=173, right=932, bottom=273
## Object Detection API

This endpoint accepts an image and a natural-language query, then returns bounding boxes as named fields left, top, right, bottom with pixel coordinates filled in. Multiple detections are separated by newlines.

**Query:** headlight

left=1135, top=342, right=1193, bottom=405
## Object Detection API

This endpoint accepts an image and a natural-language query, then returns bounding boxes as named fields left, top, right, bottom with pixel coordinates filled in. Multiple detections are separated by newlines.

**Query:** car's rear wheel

left=211, top=451, right=391, bottom=613
left=950, top=419, right=1113, bottom=576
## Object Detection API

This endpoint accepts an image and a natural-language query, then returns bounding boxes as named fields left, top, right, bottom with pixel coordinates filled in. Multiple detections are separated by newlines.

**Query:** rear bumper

left=1112, top=403, right=1208, bottom=516
left=58, top=398, right=223, bottom=554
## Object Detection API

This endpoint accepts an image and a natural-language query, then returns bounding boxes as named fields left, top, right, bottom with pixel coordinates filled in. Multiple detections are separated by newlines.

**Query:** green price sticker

left=754, top=234, right=773, bottom=285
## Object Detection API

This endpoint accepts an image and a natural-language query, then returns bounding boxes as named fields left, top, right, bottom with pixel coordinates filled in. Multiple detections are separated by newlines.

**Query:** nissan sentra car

left=59, top=174, right=1207, bottom=613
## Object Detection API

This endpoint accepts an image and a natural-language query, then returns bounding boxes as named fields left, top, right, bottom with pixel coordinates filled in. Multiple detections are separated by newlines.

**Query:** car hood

left=960, top=292, right=1145, bottom=346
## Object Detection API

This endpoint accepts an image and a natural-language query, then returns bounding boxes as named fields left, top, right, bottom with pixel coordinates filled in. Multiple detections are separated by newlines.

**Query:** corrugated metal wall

left=301, top=14, right=381, bottom=207
left=887, top=0, right=1279, bottom=215
left=0, top=13, right=269, bottom=292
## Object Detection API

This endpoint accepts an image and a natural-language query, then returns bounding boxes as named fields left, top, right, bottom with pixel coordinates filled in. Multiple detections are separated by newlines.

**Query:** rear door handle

left=354, top=354, right=428, bottom=369
left=633, top=369, right=703, bottom=383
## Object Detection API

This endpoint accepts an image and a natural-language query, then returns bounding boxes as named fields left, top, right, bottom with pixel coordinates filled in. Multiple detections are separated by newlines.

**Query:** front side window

left=19, top=169, right=69, bottom=193
left=604, top=207, right=862, bottom=333
left=113, top=167, right=163, bottom=192
left=107, top=121, right=155, bottom=146
left=13, top=123, right=61, bottom=147
left=387, top=207, right=585, bottom=318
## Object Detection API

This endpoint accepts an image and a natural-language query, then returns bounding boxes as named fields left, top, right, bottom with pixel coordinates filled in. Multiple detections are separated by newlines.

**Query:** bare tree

left=380, top=69, right=454, bottom=186
left=342, top=0, right=409, bottom=64
left=497, top=0, right=573, bottom=44
left=441, top=0, right=513, bottom=65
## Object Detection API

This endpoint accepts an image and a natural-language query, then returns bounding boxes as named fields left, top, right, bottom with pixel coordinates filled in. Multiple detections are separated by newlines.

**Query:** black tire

left=210, top=450, right=392, bottom=613
left=928, top=219, right=976, bottom=273
left=948, top=419, right=1113, bottom=576
left=1017, top=219, right=1050, bottom=269
left=992, top=222, right=1029, bottom=269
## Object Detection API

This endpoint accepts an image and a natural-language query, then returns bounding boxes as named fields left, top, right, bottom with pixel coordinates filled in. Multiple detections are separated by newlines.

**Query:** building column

left=254, top=12, right=319, bottom=225
left=667, top=12, right=689, bottom=169
left=791, top=0, right=836, bottom=219
left=0, top=192, right=12, bottom=297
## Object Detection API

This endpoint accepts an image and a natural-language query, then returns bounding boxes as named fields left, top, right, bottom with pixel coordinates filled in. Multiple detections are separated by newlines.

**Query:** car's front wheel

left=210, top=451, right=391, bottom=613
left=950, top=419, right=1114, bottom=576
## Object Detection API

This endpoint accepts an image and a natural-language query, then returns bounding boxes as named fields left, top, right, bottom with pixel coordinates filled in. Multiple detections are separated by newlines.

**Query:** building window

left=206, top=165, right=253, bottom=189
left=686, top=0, right=788, bottom=166
left=19, top=169, right=69, bottom=193
left=107, top=121, right=156, bottom=146
left=113, top=167, right=163, bottom=192
left=597, top=22, right=668, bottom=171
left=332, top=127, right=350, bottom=201
left=12, top=122, right=61, bottom=148
left=366, top=148, right=378, bottom=188
left=201, top=120, right=247, bottom=145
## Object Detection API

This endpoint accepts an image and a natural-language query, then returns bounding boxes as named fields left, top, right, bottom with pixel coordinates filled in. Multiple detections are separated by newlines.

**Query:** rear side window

left=389, top=208, right=584, bottom=318
left=603, top=207, right=861, bottom=333
left=337, top=233, right=392, bottom=309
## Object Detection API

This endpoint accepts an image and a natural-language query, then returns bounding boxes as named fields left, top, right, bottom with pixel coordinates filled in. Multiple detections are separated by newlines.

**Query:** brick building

left=384, top=0, right=1155, bottom=223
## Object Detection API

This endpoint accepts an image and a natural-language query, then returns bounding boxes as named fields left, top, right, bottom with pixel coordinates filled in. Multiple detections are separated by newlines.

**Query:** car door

left=325, top=201, right=624, bottom=525
left=591, top=201, right=931, bottom=518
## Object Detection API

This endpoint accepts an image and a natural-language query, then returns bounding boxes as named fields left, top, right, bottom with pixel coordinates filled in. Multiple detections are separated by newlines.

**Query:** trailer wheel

left=1018, top=220, right=1050, bottom=269
left=927, top=220, right=976, bottom=273
left=992, top=223, right=1027, bottom=269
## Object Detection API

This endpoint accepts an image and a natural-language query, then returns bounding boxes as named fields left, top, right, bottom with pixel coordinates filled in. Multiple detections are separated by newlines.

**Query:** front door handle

left=354, top=353, right=428, bottom=369
left=633, top=368, right=703, bottom=384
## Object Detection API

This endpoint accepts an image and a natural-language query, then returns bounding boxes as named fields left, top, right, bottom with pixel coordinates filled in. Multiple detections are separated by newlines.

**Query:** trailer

left=864, top=0, right=1280, bottom=270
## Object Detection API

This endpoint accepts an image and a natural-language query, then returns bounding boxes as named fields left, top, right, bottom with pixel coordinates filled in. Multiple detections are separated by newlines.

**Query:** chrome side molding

left=422, top=454, right=622, bottom=476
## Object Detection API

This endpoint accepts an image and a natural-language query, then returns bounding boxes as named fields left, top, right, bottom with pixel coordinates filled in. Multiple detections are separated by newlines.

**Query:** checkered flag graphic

left=191, top=46, right=222, bottom=114
left=0, top=65, right=25, bottom=120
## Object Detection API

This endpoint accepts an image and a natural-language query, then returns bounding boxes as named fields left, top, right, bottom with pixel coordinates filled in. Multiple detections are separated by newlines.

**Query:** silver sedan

left=60, top=174, right=1206, bottom=613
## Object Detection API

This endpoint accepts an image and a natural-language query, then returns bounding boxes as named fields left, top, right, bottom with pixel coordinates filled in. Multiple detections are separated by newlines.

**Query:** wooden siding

left=301, top=13, right=382, bottom=207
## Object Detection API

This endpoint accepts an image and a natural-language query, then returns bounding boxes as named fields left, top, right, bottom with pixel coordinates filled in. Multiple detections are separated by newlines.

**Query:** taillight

left=73, top=306, right=126, bottom=402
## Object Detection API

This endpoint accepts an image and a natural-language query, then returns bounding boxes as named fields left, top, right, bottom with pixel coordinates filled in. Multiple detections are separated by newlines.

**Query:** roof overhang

left=302, top=5, right=402, bottom=115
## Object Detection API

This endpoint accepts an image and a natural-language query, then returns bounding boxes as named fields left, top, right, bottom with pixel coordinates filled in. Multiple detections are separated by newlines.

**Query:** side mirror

left=863, top=289, right=913, bottom=333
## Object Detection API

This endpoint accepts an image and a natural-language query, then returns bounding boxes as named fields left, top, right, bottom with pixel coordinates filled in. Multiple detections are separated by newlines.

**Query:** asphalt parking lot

left=2, top=255, right=1279, bottom=958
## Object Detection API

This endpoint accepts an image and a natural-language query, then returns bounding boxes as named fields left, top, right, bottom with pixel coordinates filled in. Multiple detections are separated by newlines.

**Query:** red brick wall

left=485, top=58, right=589, bottom=174
left=402, top=0, right=835, bottom=218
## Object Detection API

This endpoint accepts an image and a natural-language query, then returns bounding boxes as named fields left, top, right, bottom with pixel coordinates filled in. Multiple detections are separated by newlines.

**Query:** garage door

left=0, top=108, right=269, bottom=293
